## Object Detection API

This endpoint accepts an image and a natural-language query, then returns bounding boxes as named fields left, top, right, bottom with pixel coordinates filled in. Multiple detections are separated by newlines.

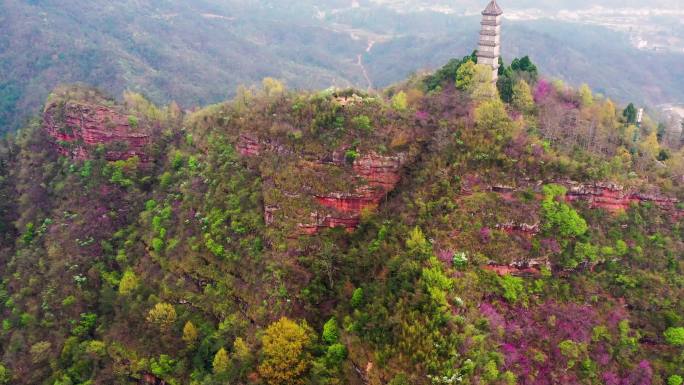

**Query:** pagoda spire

left=477, top=0, right=503, bottom=82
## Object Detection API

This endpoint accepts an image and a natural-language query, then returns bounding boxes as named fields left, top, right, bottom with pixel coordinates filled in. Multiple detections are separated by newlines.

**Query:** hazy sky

left=379, top=0, right=684, bottom=10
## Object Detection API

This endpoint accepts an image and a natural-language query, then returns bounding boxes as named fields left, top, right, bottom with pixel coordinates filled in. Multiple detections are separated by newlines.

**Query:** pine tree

left=578, top=84, right=594, bottom=107
left=118, top=270, right=139, bottom=295
left=212, top=347, right=230, bottom=374
left=512, top=79, right=535, bottom=114
left=182, top=321, right=199, bottom=346
left=146, top=303, right=177, bottom=333
left=623, top=103, right=637, bottom=124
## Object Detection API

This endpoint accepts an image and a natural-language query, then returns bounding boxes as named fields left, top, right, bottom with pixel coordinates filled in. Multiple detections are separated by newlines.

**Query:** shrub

left=0, top=364, right=10, bottom=385
left=541, top=184, right=587, bottom=240
left=388, top=373, right=410, bottom=385
left=391, top=91, right=408, bottom=111
left=71, top=313, right=97, bottom=337
left=85, top=340, right=106, bottom=357
left=29, top=341, right=52, bottom=363
left=325, top=343, right=347, bottom=366
left=668, top=375, right=683, bottom=385
left=151, top=354, right=176, bottom=377
left=664, top=327, right=684, bottom=346
left=352, top=115, right=373, bottom=133
left=118, top=270, right=139, bottom=295
left=615, top=240, right=629, bottom=256
left=501, top=275, right=524, bottom=303
left=145, top=199, right=157, bottom=211
left=233, top=337, right=251, bottom=362
left=345, top=149, right=359, bottom=164
left=171, top=151, right=185, bottom=170
left=152, top=238, right=164, bottom=253
left=452, top=252, right=468, bottom=270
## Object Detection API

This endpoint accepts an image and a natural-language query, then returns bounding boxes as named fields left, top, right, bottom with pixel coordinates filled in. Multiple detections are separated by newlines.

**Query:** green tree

left=497, top=66, right=514, bottom=103
left=258, top=317, right=313, bottom=385
left=406, top=226, right=432, bottom=260
left=350, top=288, right=364, bottom=308
left=146, top=303, right=177, bottom=333
left=474, top=98, right=510, bottom=133
left=212, top=347, right=230, bottom=374
left=471, top=64, right=499, bottom=101
left=455, top=60, right=477, bottom=92
left=424, top=51, right=478, bottom=91
left=623, top=103, right=637, bottom=124
left=558, top=340, right=585, bottom=368
left=579, top=84, right=594, bottom=107
left=262, top=77, right=285, bottom=97
left=512, top=79, right=535, bottom=114
left=541, top=184, right=588, bottom=239
left=511, top=56, right=538, bottom=79
left=322, top=318, right=339, bottom=344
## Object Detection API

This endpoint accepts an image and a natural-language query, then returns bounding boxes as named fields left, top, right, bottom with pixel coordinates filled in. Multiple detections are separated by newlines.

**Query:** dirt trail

left=356, top=40, right=375, bottom=91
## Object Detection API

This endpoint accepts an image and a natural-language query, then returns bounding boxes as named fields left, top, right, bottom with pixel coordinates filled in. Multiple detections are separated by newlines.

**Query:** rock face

left=483, top=180, right=682, bottom=218
left=304, top=152, right=406, bottom=233
left=237, top=134, right=408, bottom=234
left=496, top=222, right=539, bottom=238
left=311, top=152, right=407, bottom=231
left=44, top=100, right=150, bottom=161
left=565, top=182, right=681, bottom=214
left=483, top=258, right=549, bottom=276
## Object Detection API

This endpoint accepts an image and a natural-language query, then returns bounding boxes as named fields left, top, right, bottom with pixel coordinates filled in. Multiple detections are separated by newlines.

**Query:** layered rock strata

left=44, top=101, right=150, bottom=161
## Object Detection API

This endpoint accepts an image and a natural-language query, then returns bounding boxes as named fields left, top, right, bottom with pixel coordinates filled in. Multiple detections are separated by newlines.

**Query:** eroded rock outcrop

left=44, top=99, right=150, bottom=162
left=483, top=258, right=549, bottom=276
left=303, top=152, right=407, bottom=233
left=565, top=182, right=681, bottom=214
left=482, top=179, right=682, bottom=219
left=238, top=133, right=408, bottom=234
left=496, top=222, right=540, bottom=238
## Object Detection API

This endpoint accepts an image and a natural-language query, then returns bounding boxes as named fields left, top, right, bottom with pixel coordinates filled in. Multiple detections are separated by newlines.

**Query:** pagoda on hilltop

left=477, top=0, right=503, bottom=82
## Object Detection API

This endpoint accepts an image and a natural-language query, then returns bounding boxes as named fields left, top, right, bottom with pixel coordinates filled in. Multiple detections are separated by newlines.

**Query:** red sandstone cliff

left=565, top=182, right=681, bottom=214
left=44, top=100, right=150, bottom=162
left=237, top=133, right=408, bottom=234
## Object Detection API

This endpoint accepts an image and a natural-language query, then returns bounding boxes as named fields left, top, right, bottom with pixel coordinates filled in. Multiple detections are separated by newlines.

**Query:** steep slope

left=0, top=62, right=682, bottom=385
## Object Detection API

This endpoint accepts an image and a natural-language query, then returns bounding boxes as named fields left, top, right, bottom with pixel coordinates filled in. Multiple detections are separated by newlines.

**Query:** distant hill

left=1, top=0, right=683, bottom=133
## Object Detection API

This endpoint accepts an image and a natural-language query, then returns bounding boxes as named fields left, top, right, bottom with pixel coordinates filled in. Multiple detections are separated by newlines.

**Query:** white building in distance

left=477, top=0, right=503, bottom=82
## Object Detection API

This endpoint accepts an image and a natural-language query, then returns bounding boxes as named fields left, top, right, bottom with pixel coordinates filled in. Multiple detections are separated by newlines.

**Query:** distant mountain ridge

left=0, top=0, right=682, bottom=133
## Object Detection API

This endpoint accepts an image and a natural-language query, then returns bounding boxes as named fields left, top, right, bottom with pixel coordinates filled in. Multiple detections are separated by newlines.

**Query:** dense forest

left=0, top=54, right=683, bottom=385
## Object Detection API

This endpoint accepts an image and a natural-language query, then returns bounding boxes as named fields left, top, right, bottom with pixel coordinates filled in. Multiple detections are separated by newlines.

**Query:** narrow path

left=356, top=40, right=375, bottom=91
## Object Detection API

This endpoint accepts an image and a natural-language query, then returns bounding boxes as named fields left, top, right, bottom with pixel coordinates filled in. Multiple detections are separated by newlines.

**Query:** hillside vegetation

left=0, top=56, right=683, bottom=385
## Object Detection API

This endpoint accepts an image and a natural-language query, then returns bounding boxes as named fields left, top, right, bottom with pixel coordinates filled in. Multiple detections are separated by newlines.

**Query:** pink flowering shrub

left=480, top=301, right=650, bottom=385
left=534, top=79, right=553, bottom=103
